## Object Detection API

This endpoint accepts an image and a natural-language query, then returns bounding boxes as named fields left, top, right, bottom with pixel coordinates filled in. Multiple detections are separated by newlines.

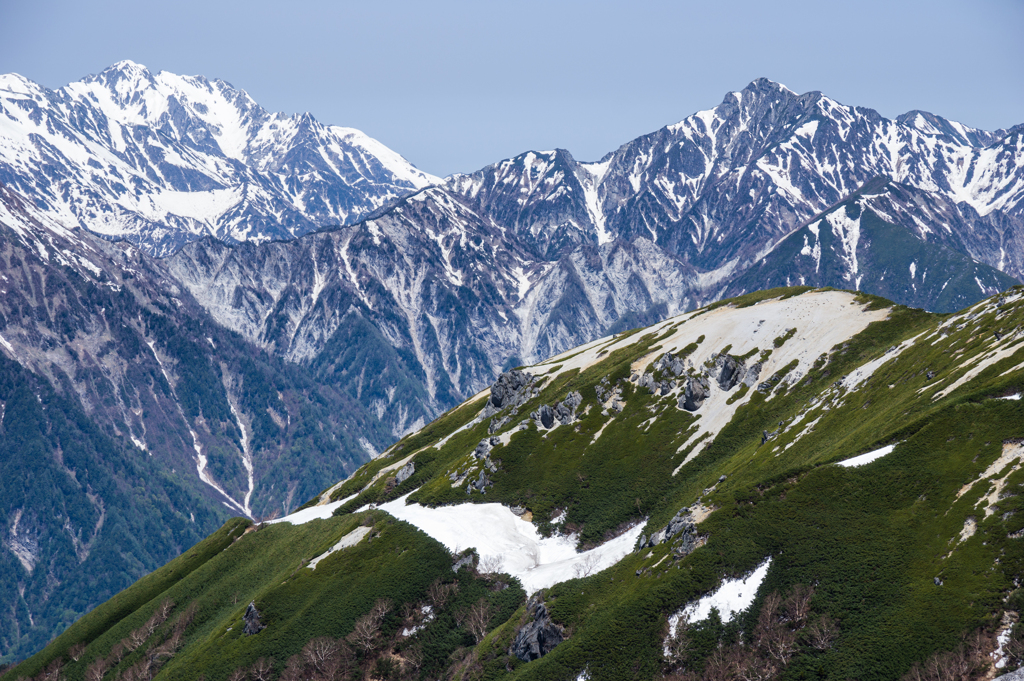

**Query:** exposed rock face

left=532, top=404, right=556, bottom=429
left=711, top=354, right=744, bottom=390
left=471, top=471, right=493, bottom=492
left=474, top=439, right=493, bottom=459
left=655, top=352, right=688, bottom=377
left=638, top=507, right=700, bottom=560
left=743, top=362, right=763, bottom=388
left=511, top=594, right=564, bottom=662
left=680, top=376, right=711, bottom=412
left=243, top=602, right=265, bottom=635
left=489, top=370, right=535, bottom=409
left=395, top=462, right=415, bottom=485
left=553, top=391, right=583, bottom=425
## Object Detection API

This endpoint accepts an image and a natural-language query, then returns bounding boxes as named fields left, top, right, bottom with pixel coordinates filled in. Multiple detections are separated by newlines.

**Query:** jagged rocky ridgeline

left=11, top=286, right=1024, bottom=681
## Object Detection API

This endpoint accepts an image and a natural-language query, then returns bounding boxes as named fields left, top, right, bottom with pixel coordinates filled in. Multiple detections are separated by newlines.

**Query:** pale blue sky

left=1, top=0, right=1021, bottom=177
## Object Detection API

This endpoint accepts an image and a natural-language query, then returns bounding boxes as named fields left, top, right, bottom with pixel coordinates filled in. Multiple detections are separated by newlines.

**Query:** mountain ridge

left=7, top=285, right=1023, bottom=681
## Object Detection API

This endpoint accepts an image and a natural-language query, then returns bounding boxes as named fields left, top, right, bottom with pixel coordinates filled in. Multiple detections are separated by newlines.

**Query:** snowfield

left=378, top=493, right=644, bottom=593
left=665, top=559, right=772, bottom=648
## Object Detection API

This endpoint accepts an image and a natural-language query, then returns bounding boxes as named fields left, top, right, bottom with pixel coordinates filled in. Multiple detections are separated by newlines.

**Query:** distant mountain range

left=165, top=77, right=1023, bottom=436
left=0, top=61, right=436, bottom=256
left=0, top=63, right=1022, bottom=664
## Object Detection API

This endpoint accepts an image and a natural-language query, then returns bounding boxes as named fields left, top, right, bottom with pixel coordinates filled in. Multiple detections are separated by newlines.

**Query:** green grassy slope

left=8, top=286, right=1024, bottom=681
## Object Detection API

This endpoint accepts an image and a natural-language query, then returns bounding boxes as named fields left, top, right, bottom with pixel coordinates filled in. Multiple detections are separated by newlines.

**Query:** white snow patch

left=827, top=210, right=862, bottom=288
left=651, top=292, right=889, bottom=472
left=359, top=437, right=381, bottom=459
left=511, top=265, right=532, bottom=301
left=0, top=333, right=14, bottom=356
left=272, top=492, right=360, bottom=525
left=578, top=159, right=612, bottom=244
left=378, top=493, right=644, bottom=593
left=836, top=444, right=896, bottom=468
left=307, top=526, right=372, bottom=569
left=667, top=559, right=771, bottom=640
left=957, top=441, right=1024, bottom=517
left=794, top=120, right=819, bottom=140
left=226, top=394, right=255, bottom=517
left=933, top=332, right=1024, bottom=400
left=994, top=628, right=1011, bottom=669
left=841, top=333, right=924, bottom=391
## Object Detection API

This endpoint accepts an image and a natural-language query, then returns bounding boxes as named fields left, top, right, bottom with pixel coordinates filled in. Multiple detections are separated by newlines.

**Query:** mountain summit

left=0, top=62, right=437, bottom=255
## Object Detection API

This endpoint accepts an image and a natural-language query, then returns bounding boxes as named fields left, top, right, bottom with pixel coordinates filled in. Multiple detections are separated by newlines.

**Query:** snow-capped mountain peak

left=0, top=62, right=439, bottom=255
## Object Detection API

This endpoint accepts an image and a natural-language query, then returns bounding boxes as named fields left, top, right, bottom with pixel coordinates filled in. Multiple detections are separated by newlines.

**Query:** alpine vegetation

left=8, top=286, right=1024, bottom=681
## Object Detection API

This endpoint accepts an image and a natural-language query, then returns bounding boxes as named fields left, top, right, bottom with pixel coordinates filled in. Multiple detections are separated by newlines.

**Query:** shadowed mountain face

left=0, top=182, right=382, bottom=662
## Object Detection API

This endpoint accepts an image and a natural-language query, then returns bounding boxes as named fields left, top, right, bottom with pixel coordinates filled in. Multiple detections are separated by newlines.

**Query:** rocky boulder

left=510, top=594, right=564, bottom=662
left=474, top=438, right=500, bottom=459
left=654, top=352, right=687, bottom=377
left=553, top=391, right=583, bottom=425
left=243, top=602, right=265, bottom=635
left=531, top=404, right=555, bottom=429
left=638, top=507, right=698, bottom=552
left=711, top=354, right=744, bottom=390
left=680, top=375, right=710, bottom=412
left=742, top=362, right=763, bottom=388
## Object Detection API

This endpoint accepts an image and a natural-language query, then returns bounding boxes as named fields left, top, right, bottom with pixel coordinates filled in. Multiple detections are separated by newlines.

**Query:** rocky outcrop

left=473, top=438, right=500, bottom=459
left=636, top=372, right=676, bottom=395
left=638, top=507, right=698, bottom=553
left=654, top=352, right=688, bottom=377
left=470, top=470, right=493, bottom=492
left=710, top=354, right=743, bottom=390
left=680, top=376, right=711, bottom=412
left=742, top=362, right=763, bottom=388
left=395, top=462, right=416, bottom=485
left=554, top=391, right=583, bottom=425
left=531, top=404, right=555, bottom=429
left=452, top=553, right=476, bottom=572
left=530, top=391, right=584, bottom=430
left=510, top=594, right=564, bottom=662
left=489, top=370, right=535, bottom=409
left=243, top=602, right=265, bottom=635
